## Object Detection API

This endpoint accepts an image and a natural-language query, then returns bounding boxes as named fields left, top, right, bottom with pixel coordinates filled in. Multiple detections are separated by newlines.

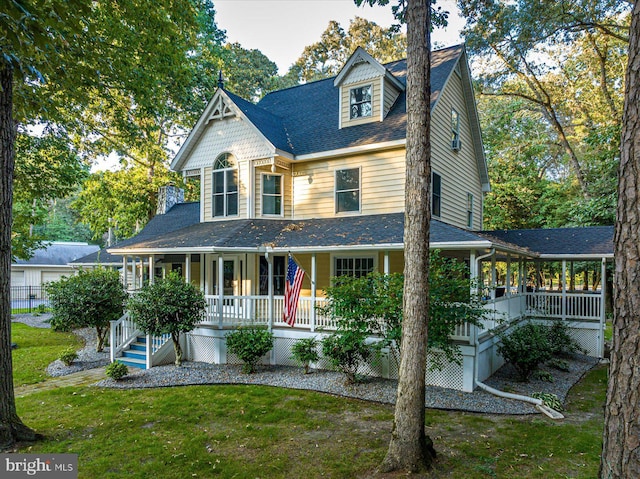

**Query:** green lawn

left=11, top=322, right=82, bottom=387
left=11, top=322, right=607, bottom=478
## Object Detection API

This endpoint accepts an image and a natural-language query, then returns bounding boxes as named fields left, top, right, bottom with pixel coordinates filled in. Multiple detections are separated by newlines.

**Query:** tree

left=221, top=43, right=281, bottom=100
left=1, top=0, right=90, bottom=449
left=286, top=17, right=408, bottom=83
left=12, top=130, right=89, bottom=258
left=127, top=273, right=206, bottom=366
left=459, top=0, right=630, bottom=214
left=356, top=0, right=438, bottom=471
left=46, top=268, right=128, bottom=352
left=601, top=2, right=640, bottom=477
left=73, top=164, right=191, bottom=241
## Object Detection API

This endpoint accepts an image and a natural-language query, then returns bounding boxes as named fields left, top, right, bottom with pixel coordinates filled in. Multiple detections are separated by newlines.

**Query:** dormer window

left=350, top=85, right=372, bottom=119
left=212, top=153, right=238, bottom=218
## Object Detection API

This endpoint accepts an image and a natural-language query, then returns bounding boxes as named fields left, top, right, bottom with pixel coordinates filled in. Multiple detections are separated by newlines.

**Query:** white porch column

left=148, top=255, right=154, bottom=285
left=185, top=254, right=191, bottom=284
left=468, top=251, right=478, bottom=345
left=267, top=253, right=274, bottom=331
left=122, top=256, right=128, bottom=290
left=491, top=255, right=497, bottom=299
left=383, top=251, right=390, bottom=274
left=311, top=253, right=317, bottom=332
left=506, top=254, right=512, bottom=297
left=599, top=257, right=606, bottom=357
left=218, top=255, right=224, bottom=328
left=132, top=257, right=137, bottom=289
left=200, top=254, right=205, bottom=292
left=561, top=260, right=567, bottom=321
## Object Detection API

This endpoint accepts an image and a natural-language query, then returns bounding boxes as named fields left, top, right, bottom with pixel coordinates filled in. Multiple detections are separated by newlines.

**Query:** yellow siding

left=431, top=71, right=484, bottom=230
left=341, top=79, right=381, bottom=128
left=295, top=253, right=331, bottom=297
left=292, top=148, right=406, bottom=219
left=377, top=251, right=404, bottom=274
left=383, top=81, right=400, bottom=118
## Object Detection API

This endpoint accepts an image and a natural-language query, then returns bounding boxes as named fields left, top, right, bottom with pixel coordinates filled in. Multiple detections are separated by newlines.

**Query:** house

left=107, top=45, right=612, bottom=391
left=11, top=241, right=100, bottom=289
left=11, top=241, right=100, bottom=310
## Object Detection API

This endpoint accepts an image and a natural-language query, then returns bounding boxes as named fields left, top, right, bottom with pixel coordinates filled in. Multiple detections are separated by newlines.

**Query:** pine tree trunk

left=380, top=0, right=435, bottom=472
left=600, top=3, right=640, bottom=477
left=0, top=63, right=38, bottom=450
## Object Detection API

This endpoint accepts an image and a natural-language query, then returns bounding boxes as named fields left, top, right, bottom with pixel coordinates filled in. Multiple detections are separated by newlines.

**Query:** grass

left=11, top=322, right=82, bottom=387
left=12, top=322, right=608, bottom=478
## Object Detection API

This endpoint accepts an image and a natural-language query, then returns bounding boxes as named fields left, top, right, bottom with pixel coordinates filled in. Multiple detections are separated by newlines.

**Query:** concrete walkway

left=15, top=368, right=106, bottom=398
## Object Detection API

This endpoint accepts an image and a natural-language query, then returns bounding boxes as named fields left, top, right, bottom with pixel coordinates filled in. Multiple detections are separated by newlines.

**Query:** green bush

left=46, top=268, right=127, bottom=352
left=105, top=361, right=129, bottom=380
left=547, top=358, right=570, bottom=372
left=226, top=326, right=274, bottom=374
left=497, top=323, right=551, bottom=381
left=546, top=320, right=585, bottom=357
left=321, top=330, right=371, bottom=384
left=532, top=392, right=564, bottom=411
left=59, top=347, right=78, bottom=366
left=127, top=272, right=207, bottom=366
left=290, top=337, right=320, bottom=374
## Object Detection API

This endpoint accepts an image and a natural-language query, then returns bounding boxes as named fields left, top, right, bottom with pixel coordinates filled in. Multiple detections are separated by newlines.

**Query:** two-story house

left=108, top=45, right=611, bottom=392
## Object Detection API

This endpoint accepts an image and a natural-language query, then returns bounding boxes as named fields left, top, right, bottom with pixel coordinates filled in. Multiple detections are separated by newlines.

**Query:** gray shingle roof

left=13, top=242, right=100, bottom=266
left=481, top=227, right=614, bottom=257
left=71, top=248, right=122, bottom=265
left=243, top=44, right=464, bottom=156
left=108, top=205, right=493, bottom=252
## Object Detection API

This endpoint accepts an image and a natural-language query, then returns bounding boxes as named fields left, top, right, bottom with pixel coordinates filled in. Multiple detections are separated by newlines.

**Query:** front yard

left=11, top=322, right=606, bottom=478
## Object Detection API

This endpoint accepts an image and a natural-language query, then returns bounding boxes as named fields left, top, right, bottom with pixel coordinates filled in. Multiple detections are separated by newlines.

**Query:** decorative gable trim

left=171, top=89, right=276, bottom=172
left=207, top=95, right=236, bottom=122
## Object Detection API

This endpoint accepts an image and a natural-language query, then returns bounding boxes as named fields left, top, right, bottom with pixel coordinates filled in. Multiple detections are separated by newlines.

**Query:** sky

left=214, top=0, right=466, bottom=74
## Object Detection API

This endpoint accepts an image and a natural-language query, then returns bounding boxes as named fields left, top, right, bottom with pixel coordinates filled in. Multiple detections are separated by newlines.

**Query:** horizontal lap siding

left=431, top=71, right=483, bottom=230
left=293, top=148, right=406, bottom=219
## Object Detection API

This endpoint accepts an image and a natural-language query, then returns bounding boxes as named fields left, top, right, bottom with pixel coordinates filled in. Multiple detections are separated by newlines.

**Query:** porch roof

left=480, top=226, right=614, bottom=259
left=108, top=211, right=530, bottom=255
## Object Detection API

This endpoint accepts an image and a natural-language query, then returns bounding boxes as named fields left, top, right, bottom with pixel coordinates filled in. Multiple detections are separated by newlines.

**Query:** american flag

left=283, top=255, right=305, bottom=327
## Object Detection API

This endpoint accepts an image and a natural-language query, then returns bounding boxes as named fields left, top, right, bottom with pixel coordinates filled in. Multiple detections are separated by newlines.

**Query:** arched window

left=212, top=153, right=238, bottom=217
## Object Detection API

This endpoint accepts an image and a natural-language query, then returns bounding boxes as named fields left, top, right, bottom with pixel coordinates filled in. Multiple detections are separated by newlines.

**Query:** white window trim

left=349, top=84, right=373, bottom=120
left=211, top=154, right=239, bottom=219
left=467, top=192, right=474, bottom=229
left=431, top=170, right=442, bottom=219
left=330, top=252, right=378, bottom=278
left=334, top=166, right=362, bottom=215
left=260, top=172, right=284, bottom=217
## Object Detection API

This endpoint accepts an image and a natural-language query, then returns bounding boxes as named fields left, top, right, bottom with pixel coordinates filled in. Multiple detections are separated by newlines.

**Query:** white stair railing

left=110, top=312, right=140, bottom=362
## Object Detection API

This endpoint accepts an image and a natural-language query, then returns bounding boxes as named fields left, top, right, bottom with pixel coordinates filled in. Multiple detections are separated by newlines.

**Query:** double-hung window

left=432, top=172, right=442, bottom=218
left=467, top=193, right=474, bottom=229
left=350, top=85, right=372, bottom=119
left=335, top=167, right=360, bottom=213
left=262, top=174, right=282, bottom=216
left=335, top=257, right=375, bottom=278
left=212, top=153, right=238, bottom=218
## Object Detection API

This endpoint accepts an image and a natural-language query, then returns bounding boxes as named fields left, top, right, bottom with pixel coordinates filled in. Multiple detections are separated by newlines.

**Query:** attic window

left=350, top=85, right=372, bottom=119
left=451, top=109, right=461, bottom=150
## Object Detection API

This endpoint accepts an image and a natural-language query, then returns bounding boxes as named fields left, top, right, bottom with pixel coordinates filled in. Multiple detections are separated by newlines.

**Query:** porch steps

left=116, top=336, right=148, bottom=369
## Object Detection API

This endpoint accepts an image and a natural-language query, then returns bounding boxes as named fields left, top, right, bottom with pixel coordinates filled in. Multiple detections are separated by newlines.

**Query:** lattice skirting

left=186, top=334, right=218, bottom=364
left=426, top=352, right=464, bottom=391
left=568, top=327, right=600, bottom=357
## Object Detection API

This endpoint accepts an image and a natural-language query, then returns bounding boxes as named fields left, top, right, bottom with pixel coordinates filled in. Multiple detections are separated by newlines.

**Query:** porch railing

left=525, top=291, right=602, bottom=321
left=110, top=312, right=139, bottom=362
left=201, top=295, right=334, bottom=330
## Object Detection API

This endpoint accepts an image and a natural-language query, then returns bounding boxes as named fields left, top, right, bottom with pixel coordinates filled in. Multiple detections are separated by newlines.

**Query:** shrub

left=127, top=272, right=207, bottom=366
left=290, top=337, right=320, bottom=374
left=546, top=320, right=586, bottom=357
left=532, top=392, right=564, bottom=411
left=321, top=330, right=371, bottom=384
left=105, top=361, right=129, bottom=380
left=46, top=268, right=127, bottom=352
left=497, top=323, right=551, bottom=381
left=59, top=348, right=78, bottom=366
left=226, top=326, right=274, bottom=373
left=532, top=370, right=554, bottom=382
left=547, top=358, right=571, bottom=372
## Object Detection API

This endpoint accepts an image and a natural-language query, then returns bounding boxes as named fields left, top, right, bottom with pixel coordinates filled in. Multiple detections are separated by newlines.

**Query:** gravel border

left=96, top=354, right=598, bottom=415
left=12, top=313, right=599, bottom=414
